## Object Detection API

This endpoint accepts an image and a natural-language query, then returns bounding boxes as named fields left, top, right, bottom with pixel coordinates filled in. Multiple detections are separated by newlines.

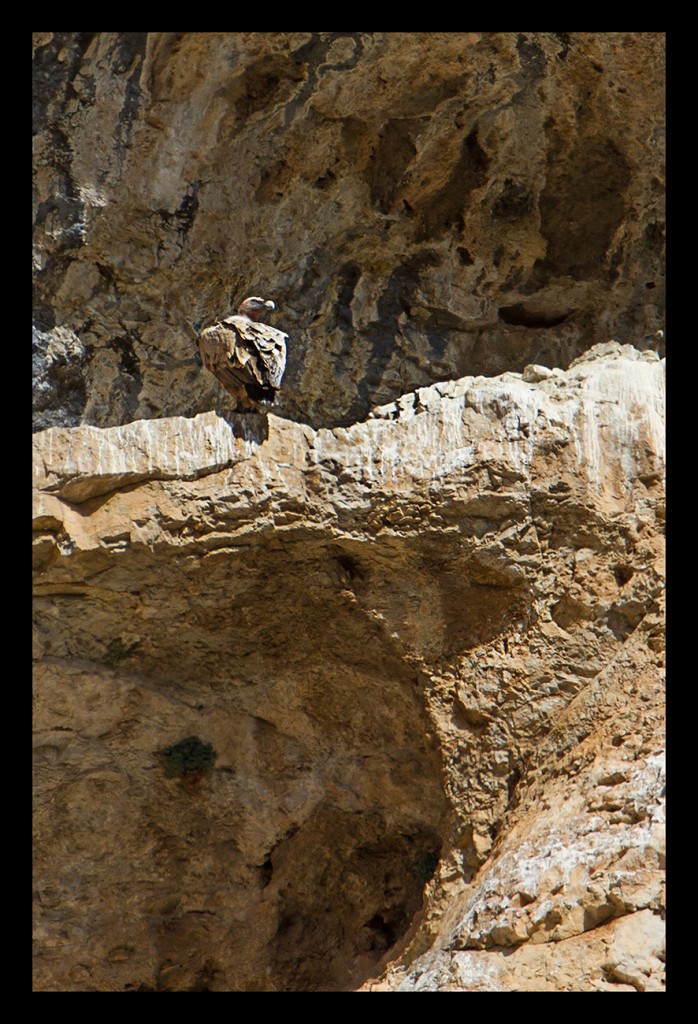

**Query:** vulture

left=198, top=296, right=288, bottom=410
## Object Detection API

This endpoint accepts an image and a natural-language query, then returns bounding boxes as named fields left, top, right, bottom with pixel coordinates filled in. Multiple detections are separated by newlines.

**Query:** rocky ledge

left=33, top=342, right=665, bottom=991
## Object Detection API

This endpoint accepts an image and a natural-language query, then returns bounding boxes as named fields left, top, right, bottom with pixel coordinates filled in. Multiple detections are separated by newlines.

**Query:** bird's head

left=237, top=296, right=276, bottom=322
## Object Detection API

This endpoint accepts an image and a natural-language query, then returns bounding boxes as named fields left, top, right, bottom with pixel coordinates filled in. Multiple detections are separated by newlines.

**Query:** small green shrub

left=103, top=637, right=139, bottom=667
left=159, top=736, right=216, bottom=778
left=413, top=849, right=440, bottom=885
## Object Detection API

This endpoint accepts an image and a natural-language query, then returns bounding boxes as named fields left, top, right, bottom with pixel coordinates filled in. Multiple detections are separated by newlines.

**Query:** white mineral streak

left=312, top=346, right=664, bottom=492
left=360, top=346, right=664, bottom=492
left=397, top=951, right=506, bottom=993
left=34, top=413, right=246, bottom=499
left=395, top=909, right=665, bottom=992
left=455, top=750, right=664, bottom=940
left=385, top=747, right=665, bottom=992
left=569, top=355, right=665, bottom=492
left=32, top=344, right=665, bottom=503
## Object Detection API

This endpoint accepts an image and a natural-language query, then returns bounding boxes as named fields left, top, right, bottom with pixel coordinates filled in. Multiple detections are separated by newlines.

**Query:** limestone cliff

left=33, top=32, right=665, bottom=993
left=33, top=344, right=664, bottom=991
left=33, top=32, right=664, bottom=431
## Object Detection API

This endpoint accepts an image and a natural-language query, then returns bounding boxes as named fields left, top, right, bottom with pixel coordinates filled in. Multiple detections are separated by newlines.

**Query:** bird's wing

left=198, top=322, right=251, bottom=397
left=221, top=316, right=288, bottom=390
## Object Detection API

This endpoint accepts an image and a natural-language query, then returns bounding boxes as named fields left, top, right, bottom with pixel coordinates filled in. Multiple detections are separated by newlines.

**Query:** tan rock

left=33, top=32, right=664, bottom=432
left=33, top=27, right=665, bottom=994
left=33, top=345, right=664, bottom=990
left=383, top=910, right=664, bottom=991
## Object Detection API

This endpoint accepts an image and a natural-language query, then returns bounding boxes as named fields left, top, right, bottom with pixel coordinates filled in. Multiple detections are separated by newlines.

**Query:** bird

left=198, top=296, right=288, bottom=411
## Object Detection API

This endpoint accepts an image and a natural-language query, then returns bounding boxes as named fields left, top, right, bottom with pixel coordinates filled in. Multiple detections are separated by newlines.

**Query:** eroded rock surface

left=33, top=32, right=665, bottom=432
left=33, top=344, right=665, bottom=991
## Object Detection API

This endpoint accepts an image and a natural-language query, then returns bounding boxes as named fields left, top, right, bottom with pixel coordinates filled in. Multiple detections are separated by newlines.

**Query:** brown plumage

left=198, top=296, right=288, bottom=410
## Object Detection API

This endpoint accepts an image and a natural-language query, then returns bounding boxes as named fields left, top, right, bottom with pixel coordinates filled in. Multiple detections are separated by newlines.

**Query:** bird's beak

left=264, top=300, right=276, bottom=311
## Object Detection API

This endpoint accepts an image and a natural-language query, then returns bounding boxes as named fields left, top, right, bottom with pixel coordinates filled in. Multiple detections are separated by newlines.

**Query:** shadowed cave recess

left=34, top=479, right=536, bottom=991
left=35, top=524, right=478, bottom=991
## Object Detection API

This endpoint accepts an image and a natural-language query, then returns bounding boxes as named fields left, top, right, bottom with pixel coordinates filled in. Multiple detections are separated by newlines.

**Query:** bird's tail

left=244, top=382, right=276, bottom=404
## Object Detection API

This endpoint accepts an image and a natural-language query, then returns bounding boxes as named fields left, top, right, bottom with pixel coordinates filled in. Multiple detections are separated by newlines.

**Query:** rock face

left=33, top=344, right=665, bottom=991
left=33, top=31, right=665, bottom=992
left=33, top=32, right=665, bottom=432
